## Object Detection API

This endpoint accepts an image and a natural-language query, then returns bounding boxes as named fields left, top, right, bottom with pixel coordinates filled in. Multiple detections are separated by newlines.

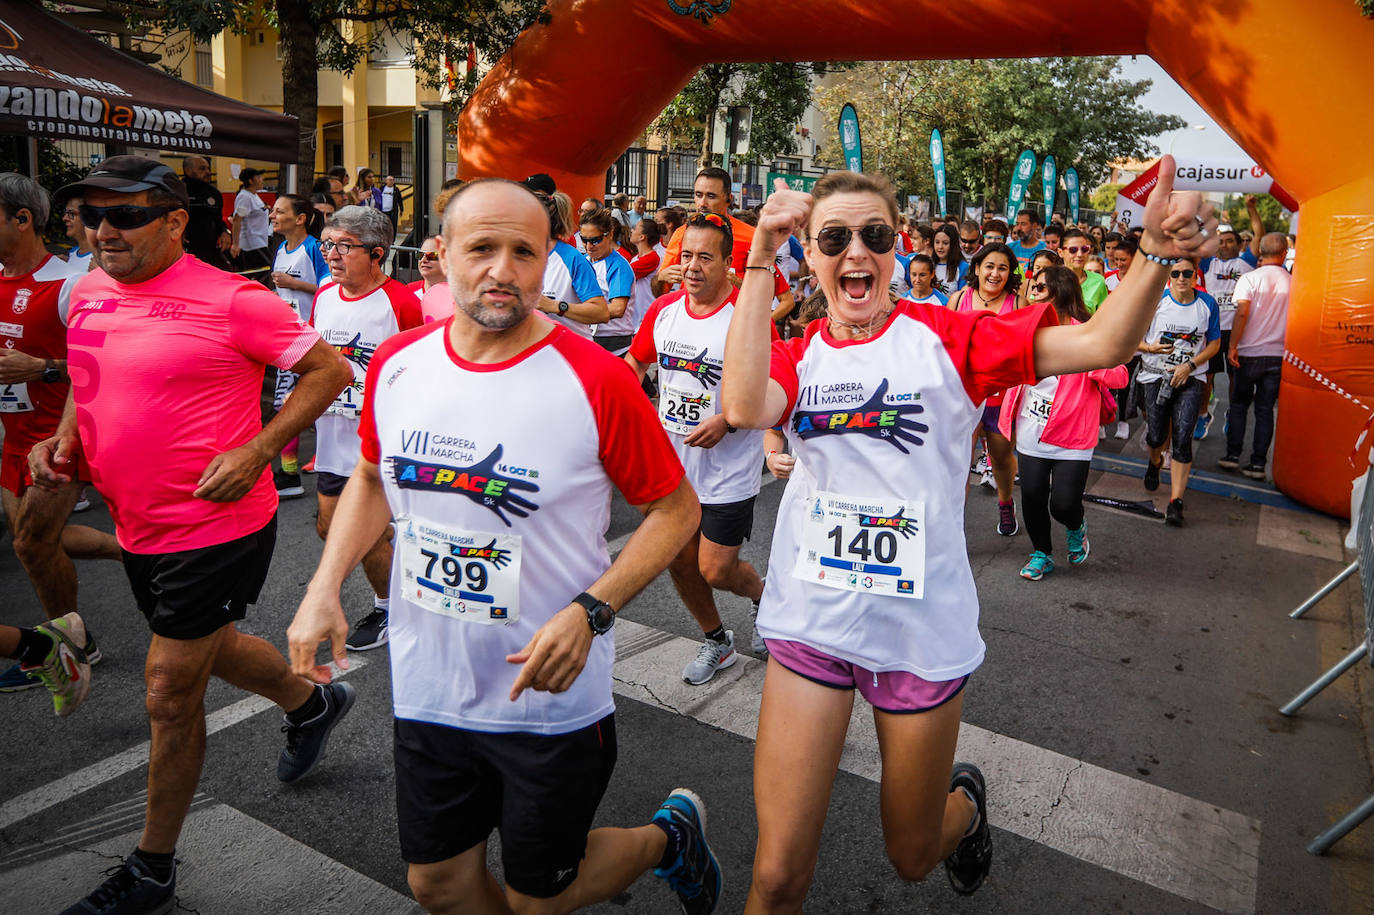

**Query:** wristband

left=1138, top=248, right=1177, bottom=267
left=767, top=450, right=779, bottom=455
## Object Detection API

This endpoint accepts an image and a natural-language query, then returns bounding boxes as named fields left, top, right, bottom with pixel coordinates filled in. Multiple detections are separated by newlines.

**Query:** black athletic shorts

left=316, top=470, right=349, bottom=497
left=122, top=516, right=276, bottom=640
left=699, top=496, right=756, bottom=547
left=394, top=714, right=617, bottom=898
left=1207, top=329, right=1232, bottom=377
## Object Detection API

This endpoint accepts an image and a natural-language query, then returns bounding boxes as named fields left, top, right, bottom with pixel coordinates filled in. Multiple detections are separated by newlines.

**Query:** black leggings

left=1017, top=452, right=1091, bottom=555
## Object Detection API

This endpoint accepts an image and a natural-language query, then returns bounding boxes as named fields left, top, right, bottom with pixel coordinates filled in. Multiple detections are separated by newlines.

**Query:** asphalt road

left=1, top=412, right=1371, bottom=914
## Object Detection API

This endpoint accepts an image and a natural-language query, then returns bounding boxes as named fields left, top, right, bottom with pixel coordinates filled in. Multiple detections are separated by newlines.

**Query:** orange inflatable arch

left=459, top=0, right=1374, bottom=517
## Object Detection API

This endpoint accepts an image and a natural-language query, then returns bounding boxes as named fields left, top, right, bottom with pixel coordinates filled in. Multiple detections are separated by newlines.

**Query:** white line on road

left=611, top=619, right=1261, bottom=914
left=0, top=659, right=367, bottom=832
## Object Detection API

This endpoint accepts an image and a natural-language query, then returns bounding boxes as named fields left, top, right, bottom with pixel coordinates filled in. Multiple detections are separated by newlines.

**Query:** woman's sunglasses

left=811, top=224, right=896, bottom=256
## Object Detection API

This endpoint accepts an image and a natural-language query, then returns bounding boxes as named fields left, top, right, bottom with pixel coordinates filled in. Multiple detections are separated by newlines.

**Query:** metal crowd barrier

left=1278, top=461, right=1374, bottom=854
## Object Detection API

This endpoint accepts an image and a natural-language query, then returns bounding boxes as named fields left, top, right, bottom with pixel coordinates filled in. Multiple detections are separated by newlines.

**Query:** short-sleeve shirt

left=272, top=236, right=330, bottom=323
left=1080, top=270, right=1109, bottom=314
left=233, top=189, right=271, bottom=251
left=628, top=289, right=774, bottom=505
left=1009, top=240, right=1046, bottom=271
left=360, top=321, right=683, bottom=734
left=542, top=241, right=604, bottom=339
left=67, top=254, right=320, bottom=553
left=419, top=282, right=451, bottom=325
left=0, top=256, right=77, bottom=457
left=904, top=290, right=949, bottom=308
left=757, top=302, right=1056, bottom=677
left=1231, top=264, right=1291, bottom=358
left=1200, top=253, right=1258, bottom=329
left=311, top=278, right=424, bottom=477
left=662, top=215, right=757, bottom=275
left=590, top=251, right=636, bottom=338
left=627, top=250, right=661, bottom=336
left=1138, top=291, right=1221, bottom=383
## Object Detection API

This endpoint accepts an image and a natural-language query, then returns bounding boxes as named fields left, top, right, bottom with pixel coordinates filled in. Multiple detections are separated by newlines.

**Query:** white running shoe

left=682, top=632, right=737, bottom=685
left=1114, top=421, right=1130, bottom=439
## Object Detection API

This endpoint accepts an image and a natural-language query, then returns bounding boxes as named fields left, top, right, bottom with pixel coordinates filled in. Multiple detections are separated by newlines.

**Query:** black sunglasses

left=1170, top=269, right=1195, bottom=279
left=1030, top=282, right=1047, bottom=293
left=581, top=234, right=605, bottom=247
left=811, top=224, right=895, bottom=256
left=78, top=204, right=176, bottom=231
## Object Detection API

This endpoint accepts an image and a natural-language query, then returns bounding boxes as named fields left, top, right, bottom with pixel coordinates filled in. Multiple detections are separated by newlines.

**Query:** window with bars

left=195, top=47, right=212, bottom=88
left=379, top=142, right=413, bottom=183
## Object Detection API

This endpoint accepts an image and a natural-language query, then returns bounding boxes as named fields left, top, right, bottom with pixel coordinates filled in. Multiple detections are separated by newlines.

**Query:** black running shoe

left=652, top=788, right=722, bottom=914
left=59, top=854, right=175, bottom=915
left=1143, top=458, right=1161, bottom=492
left=945, top=762, right=991, bottom=895
left=1165, top=498, right=1184, bottom=526
left=277, top=681, right=356, bottom=783
left=274, top=470, right=305, bottom=499
left=345, top=607, right=389, bottom=651
left=1217, top=455, right=1240, bottom=471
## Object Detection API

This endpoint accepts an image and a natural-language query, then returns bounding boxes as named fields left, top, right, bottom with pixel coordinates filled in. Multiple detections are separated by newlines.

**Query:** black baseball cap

left=59, top=155, right=189, bottom=206
left=523, top=173, right=556, bottom=195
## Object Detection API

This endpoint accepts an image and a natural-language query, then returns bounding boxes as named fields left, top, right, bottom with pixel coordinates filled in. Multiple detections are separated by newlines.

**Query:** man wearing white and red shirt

left=1220, top=232, right=1292, bottom=479
left=0, top=173, right=118, bottom=695
left=312, top=206, right=424, bottom=651
left=626, top=213, right=773, bottom=682
left=30, top=157, right=353, bottom=914
left=288, top=178, right=719, bottom=915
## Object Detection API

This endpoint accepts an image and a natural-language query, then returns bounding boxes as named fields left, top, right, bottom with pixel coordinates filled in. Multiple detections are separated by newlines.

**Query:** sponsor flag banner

left=1113, top=155, right=1298, bottom=228
left=1006, top=149, right=1037, bottom=221
left=929, top=128, right=947, bottom=217
left=1065, top=167, right=1081, bottom=224
left=1041, top=154, right=1057, bottom=216
left=0, top=3, right=298, bottom=160
left=839, top=103, right=863, bottom=173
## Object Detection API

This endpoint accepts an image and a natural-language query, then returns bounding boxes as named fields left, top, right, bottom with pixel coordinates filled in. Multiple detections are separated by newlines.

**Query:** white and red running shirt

left=542, top=241, right=605, bottom=339
left=360, top=321, right=683, bottom=734
left=757, top=301, right=1055, bottom=679
left=311, top=277, right=423, bottom=478
left=0, top=255, right=77, bottom=458
left=629, top=289, right=776, bottom=505
left=66, top=254, right=319, bottom=553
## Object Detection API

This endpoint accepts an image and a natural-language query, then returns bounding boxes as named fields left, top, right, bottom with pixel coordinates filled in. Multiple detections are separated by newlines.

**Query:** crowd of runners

left=0, top=145, right=1300, bottom=913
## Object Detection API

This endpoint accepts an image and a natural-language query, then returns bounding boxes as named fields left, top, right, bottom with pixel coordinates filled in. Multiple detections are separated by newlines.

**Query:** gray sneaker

left=682, top=632, right=737, bottom=685
left=749, top=594, right=767, bottom=656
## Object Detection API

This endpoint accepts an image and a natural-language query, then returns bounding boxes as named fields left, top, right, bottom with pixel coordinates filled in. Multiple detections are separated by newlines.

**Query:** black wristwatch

left=573, top=591, right=615, bottom=635
left=40, top=359, right=61, bottom=383
left=557, top=300, right=570, bottom=316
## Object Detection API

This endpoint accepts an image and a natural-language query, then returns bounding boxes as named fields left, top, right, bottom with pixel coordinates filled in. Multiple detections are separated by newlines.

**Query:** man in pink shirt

left=1219, top=232, right=1292, bottom=480
left=29, top=157, right=354, bottom=915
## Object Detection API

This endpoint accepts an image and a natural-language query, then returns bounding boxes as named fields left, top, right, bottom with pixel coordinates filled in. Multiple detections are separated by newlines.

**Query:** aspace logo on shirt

left=793, top=378, right=928, bottom=454
left=857, top=507, right=919, bottom=536
left=334, top=332, right=375, bottom=370
left=388, top=444, right=540, bottom=527
left=658, top=346, right=721, bottom=389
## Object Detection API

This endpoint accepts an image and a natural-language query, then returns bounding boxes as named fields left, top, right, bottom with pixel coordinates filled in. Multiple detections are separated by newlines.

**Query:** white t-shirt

left=542, top=241, right=605, bottom=339
left=63, top=250, right=93, bottom=277
left=233, top=189, right=271, bottom=251
left=628, top=289, right=767, bottom=505
left=759, top=301, right=1052, bottom=678
left=1138, top=291, right=1221, bottom=383
left=311, top=278, right=423, bottom=476
left=360, top=321, right=684, bottom=734
left=273, top=236, right=330, bottom=324
left=1200, top=253, right=1257, bottom=330
left=1232, top=264, right=1291, bottom=358
left=1014, top=375, right=1094, bottom=461
left=589, top=251, right=636, bottom=339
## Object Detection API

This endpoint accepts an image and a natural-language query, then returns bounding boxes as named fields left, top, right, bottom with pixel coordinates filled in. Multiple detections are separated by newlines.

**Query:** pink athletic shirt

left=67, top=254, right=320, bottom=553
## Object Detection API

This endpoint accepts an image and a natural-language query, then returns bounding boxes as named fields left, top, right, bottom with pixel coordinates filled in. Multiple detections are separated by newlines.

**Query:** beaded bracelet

left=1138, top=249, right=1178, bottom=267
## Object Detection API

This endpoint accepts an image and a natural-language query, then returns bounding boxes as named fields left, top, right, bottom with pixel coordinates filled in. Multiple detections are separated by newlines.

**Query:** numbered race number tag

left=1025, top=389, right=1053, bottom=425
left=0, top=382, right=34, bottom=413
left=1159, top=331, right=1199, bottom=369
left=1215, top=291, right=1236, bottom=314
left=326, top=382, right=363, bottom=419
left=659, top=381, right=714, bottom=436
left=397, top=516, right=521, bottom=624
left=795, top=491, right=926, bottom=599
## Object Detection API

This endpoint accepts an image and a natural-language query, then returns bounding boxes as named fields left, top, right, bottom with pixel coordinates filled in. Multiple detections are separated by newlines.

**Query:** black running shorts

left=121, top=516, right=276, bottom=640
left=394, top=714, right=617, bottom=898
left=315, top=470, right=349, bottom=497
left=699, top=496, right=756, bottom=548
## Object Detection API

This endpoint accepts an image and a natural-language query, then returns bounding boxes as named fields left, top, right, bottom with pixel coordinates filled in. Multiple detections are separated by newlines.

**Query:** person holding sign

left=723, top=163, right=1216, bottom=907
left=311, top=206, right=423, bottom=651
left=626, top=213, right=774, bottom=678
left=1137, top=257, right=1221, bottom=526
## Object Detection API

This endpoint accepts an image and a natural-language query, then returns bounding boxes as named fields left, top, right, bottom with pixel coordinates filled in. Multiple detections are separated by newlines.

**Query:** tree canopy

left=814, top=58, right=1185, bottom=209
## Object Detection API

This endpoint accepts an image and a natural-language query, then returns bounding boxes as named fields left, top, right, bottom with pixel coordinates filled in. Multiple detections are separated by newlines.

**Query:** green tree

left=1222, top=194, right=1290, bottom=234
left=1090, top=183, right=1125, bottom=212
left=655, top=62, right=839, bottom=166
left=816, top=58, right=1184, bottom=210
left=116, top=0, right=544, bottom=193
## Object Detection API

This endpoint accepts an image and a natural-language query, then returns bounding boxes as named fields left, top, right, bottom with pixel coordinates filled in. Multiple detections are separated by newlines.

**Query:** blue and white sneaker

left=1193, top=412, right=1212, bottom=440
left=652, top=788, right=722, bottom=915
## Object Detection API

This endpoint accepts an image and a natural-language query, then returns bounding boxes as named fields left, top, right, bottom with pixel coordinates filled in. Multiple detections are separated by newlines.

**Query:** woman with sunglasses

left=955, top=242, right=1022, bottom=533
left=581, top=208, right=635, bottom=355
left=1137, top=257, right=1221, bottom=526
left=931, top=223, right=968, bottom=294
left=998, top=266, right=1128, bottom=580
left=723, top=164, right=1216, bottom=908
left=1018, top=248, right=1062, bottom=309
